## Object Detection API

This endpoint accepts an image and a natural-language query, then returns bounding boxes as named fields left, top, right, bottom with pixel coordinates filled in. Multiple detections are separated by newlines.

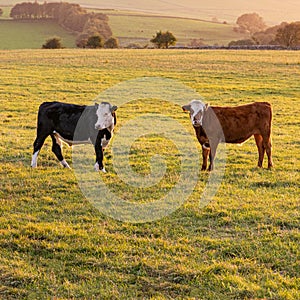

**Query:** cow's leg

left=254, top=134, right=265, bottom=168
left=201, top=143, right=210, bottom=171
left=50, top=134, right=70, bottom=168
left=263, top=136, right=273, bottom=169
left=94, top=134, right=105, bottom=172
left=94, top=146, right=105, bottom=172
left=208, top=141, right=218, bottom=171
left=31, top=133, right=48, bottom=167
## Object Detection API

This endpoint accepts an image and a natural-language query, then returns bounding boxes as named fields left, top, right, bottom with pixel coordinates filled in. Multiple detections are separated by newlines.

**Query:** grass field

left=0, top=6, right=247, bottom=49
left=100, top=11, right=246, bottom=47
left=0, top=49, right=300, bottom=299
left=0, top=6, right=11, bottom=19
left=0, top=19, right=76, bottom=49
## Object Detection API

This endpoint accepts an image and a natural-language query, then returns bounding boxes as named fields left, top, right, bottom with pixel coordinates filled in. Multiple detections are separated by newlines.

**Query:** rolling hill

left=95, top=10, right=248, bottom=47
left=0, top=19, right=76, bottom=49
left=1, top=0, right=299, bottom=24
left=0, top=6, right=248, bottom=49
left=1, top=0, right=299, bottom=49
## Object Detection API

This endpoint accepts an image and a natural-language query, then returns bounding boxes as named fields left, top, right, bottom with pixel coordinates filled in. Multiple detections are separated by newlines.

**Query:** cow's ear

left=205, top=103, right=209, bottom=110
left=182, top=104, right=191, bottom=112
left=95, top=102, right=99, bottom=108
left=111, top=105, right=118, bottom=112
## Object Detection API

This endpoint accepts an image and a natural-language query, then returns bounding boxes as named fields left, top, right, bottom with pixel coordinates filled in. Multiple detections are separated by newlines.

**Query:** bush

left=104, top=37, right=119, bottom=49
left=42, top=37, right=63, bottom=49
left=86, top=35, right=103, bottom=48
left=228, top=39, right=256, bottom=47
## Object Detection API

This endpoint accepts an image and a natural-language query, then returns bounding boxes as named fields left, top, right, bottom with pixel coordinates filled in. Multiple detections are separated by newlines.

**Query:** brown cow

left=182, top=100, right=273, bottom=170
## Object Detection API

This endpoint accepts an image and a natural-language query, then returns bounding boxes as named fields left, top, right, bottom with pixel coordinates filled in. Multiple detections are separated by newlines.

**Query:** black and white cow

left=31, top=101, right=117, bottom=172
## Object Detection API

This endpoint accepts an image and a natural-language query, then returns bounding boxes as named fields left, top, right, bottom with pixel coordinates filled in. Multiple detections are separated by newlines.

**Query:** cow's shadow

left=249, top=180, right=299, bottom=189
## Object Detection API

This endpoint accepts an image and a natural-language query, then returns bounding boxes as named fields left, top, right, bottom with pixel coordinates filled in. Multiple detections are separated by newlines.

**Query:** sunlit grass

left=0, top=49, right=299, bottom=299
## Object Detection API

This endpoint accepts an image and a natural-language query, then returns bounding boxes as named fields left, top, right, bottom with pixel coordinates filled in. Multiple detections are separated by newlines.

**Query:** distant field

left=102, top=10, right=247, bottom=46
left=0, top=5, right=247, bottom=49
left=0, top=6, right=11, bottom=19
left=0, top=19, right=76, bottom=49
left=0, top=49, right=299, bottom=299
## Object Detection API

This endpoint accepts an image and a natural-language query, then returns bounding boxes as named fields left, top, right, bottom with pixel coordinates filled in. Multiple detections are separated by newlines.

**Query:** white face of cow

left=94, top=102, right=117, bottom=130
left=182, top=100, right=207, bottom=127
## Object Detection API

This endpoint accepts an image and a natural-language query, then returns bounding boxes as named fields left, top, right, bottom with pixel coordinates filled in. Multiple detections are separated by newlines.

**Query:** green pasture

left=0, top=19, right=76, bottom=49
left=0, top=49, right=299, bottom=299
left=0, top=6, right=11, bottom=19
left=106, top=13, right=245, bottom=47
left=88, top=9, right=248, bottom=47
left=0, top=6, right=247, bottom=49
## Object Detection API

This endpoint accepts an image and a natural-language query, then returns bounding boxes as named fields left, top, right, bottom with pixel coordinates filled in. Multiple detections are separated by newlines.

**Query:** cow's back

left=38, top=101, right=86, bottom=119
left=37, top=101, right=97, bottom=142
left=204, top=102, right=272, bottom=143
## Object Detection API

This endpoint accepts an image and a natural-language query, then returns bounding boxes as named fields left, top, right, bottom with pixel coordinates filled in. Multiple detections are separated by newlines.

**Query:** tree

left=275, top=22, right=300, bottom=47
left=76, top=33, right=89, bottom=48
left=251, top=22, right=287, bottom=45
left=42, top=37, right=63, bottom=49
left=236, top=13, right=267, bottom=34
left=150, top=31, right=177, bottom=48
left=0, top=8, right=3, bottom=17
left=86, top=35, right=103, bottom=48
left=104, top=37, right=119, bottom=48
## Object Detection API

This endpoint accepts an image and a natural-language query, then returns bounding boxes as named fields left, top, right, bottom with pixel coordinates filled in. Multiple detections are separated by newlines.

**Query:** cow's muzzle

left=192, top=120, right=201, bottom=127
left=95, top=124, right=104, bottom=130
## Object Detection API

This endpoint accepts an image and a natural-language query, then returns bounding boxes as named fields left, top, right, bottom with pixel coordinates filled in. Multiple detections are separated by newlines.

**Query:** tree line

left=231, top=13, right=300, bottom=48
left=10, top=2, right=113, bottom=47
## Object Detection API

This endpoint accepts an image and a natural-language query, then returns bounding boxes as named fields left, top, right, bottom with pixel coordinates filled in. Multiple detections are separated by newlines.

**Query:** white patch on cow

left=31, top=150, right=39, bottom=167
left=53, top=131, right=91, bottom=145
left=60, top=159, right=70, bottom=168
left=202, top=143, right=210, bottom=150
left=190, top=100, right=206, bottom=126
left=54, top=133, right=62, bottom=146
left=94, top=162, right=100, bottom=172
left=94, top=103, right=115, bottom=130
left=94, top=162, right=106, bottom=173
left=101, top=132, right=113, bottom=149
left=101, top=137, right=110, bottom=148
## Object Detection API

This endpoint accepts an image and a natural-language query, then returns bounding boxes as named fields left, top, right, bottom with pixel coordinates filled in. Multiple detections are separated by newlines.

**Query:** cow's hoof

left=60, top=159, right=71, bottom=168
left=94, top=162, right=100, bottom=172
left=100, top=167, right=106, bottom=173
